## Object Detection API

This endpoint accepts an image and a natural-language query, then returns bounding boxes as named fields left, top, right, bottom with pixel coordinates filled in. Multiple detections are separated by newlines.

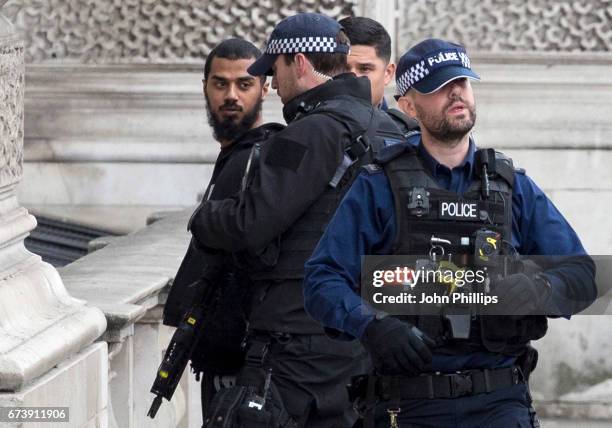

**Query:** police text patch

left=438, top=200, right=479, bottom=221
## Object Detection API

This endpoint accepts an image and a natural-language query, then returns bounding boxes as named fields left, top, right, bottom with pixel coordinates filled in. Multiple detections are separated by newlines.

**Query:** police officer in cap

left=189, top=13, right=406, bottom=427
left=304, top=38, right=597, bottom=427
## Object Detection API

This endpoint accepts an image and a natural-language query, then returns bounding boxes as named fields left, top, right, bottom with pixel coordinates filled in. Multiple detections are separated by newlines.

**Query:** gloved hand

left=360, top=317, right=434, bottom=375
left=493, top=273, right=551, bottom=317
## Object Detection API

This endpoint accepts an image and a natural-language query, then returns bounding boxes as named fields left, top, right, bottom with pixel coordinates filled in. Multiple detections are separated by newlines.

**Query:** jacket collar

left=282, top=73, right=372, bottom=123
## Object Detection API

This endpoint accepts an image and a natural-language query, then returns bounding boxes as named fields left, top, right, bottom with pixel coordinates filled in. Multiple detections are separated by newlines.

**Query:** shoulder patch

left=362, top=163, right=382, bottom=174
left=265, top=136, right=308, bottom=172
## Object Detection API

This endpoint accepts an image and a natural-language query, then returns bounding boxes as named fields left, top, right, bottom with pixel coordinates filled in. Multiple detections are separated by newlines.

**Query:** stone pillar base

left=0, top=342, right=109, bottom=428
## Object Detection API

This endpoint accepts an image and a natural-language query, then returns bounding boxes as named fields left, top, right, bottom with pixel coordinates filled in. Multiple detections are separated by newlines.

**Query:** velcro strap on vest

left=346, top=135, right=370, bottom=160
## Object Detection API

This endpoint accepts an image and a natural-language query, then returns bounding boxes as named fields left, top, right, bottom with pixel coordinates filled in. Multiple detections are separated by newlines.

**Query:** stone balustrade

left=59, top=209, right=200, bottom=428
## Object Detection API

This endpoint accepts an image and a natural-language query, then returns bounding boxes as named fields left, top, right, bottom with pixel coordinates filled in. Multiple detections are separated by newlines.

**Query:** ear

left=384, top=62, right=396, bottom=86
left=293, top=53, right=310, bottom=78
left=397, top=94, right=417, bottom=119
left=261, top=80, right=270, bottom=99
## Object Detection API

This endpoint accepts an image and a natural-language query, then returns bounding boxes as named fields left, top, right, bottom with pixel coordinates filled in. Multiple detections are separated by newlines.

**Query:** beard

left=416, top=95, right=476, bottom=145
left=205, top=96, right=263, bottom=144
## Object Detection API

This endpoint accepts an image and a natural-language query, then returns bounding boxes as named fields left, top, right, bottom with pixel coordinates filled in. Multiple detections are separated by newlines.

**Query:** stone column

left=0, top=2, right=108, bottom=423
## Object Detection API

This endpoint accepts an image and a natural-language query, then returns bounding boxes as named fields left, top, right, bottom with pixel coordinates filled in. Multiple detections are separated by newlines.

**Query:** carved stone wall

left=0, top=37, right=24, bottom=185
left=398, top=0, right=612, bottom=55
left=3, top=0, right=356, bottom=64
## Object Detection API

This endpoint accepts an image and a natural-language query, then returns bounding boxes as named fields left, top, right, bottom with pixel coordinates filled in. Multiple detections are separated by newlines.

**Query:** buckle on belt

left=450, top=373, right=473, bottom=397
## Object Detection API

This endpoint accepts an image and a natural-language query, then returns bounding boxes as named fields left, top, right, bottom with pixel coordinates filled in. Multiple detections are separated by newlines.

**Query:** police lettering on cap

left=394, top=38, right=480, bottom=99
left=247, top=13, right=350, bottom=77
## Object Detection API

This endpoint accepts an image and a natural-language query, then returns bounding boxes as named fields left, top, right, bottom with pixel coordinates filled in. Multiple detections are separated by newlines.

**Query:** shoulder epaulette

left=374, top=142, right=416, bottom=165
left=493, top=150, right=518, bottom=186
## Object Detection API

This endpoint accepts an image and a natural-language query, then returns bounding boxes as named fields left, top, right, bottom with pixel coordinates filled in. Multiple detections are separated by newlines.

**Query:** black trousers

left=201, top=333, right=369, bottom=428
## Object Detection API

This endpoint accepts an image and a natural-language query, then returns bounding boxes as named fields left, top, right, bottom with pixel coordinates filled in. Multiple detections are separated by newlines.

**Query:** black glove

left=493, top=273, right=551, bottom=317
left=360, top=317, right=433, bottom=375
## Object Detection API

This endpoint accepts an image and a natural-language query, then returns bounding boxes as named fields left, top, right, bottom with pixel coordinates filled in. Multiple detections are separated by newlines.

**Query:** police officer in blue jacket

left=303, top=39, right=597, bottom=427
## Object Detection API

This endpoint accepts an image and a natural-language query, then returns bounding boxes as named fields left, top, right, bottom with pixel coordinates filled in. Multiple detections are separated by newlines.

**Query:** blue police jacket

left=303, top=134, right=596, bottom=372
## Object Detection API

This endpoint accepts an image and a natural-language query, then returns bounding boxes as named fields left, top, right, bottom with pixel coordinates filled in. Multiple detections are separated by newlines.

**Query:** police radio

left=475, top=148, right=497, bottom=199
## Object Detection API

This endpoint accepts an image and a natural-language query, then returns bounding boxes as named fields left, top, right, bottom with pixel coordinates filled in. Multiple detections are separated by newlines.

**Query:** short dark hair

left=339, top=16, right=391, bottom=63
left=283, top=31, right=350, bottom=76
left=204, top=38, right=264, bottom=82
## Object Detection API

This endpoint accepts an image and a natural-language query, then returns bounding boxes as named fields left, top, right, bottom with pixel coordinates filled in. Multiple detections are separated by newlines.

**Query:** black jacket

left=189, top=74, right=387, bottom=333
left=163, top=122, right=284, bottom=372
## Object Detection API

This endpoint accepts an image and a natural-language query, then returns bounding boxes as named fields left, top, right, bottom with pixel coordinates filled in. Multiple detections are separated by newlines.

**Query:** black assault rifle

left=147, top=277, right=216, bottom=418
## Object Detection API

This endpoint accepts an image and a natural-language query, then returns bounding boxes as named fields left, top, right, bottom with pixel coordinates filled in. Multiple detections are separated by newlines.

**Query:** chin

left=222, top=115, right=242, bottom=122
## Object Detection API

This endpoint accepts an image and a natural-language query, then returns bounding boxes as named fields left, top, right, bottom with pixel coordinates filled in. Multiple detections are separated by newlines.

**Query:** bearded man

left=162, top=37, right=284, bottom=422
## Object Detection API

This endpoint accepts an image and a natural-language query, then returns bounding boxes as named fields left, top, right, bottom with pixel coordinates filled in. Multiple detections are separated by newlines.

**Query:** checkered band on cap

left=396, top=48, right=476, bottom=96
left=396, top=60, right=430, bottom=97
left=265, top=36, right=339, bottom=54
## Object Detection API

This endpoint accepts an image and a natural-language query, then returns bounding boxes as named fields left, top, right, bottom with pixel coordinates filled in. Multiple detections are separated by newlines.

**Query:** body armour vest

left=251, top=98, right=407, bottom=282
left=378, top=140, right=547, bottom=357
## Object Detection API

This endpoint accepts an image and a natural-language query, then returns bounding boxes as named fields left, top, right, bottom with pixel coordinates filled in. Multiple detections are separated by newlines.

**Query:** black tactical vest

left=251, top=98, right=407, bottom=282
left=378, top=141, right=547, bottom=356
left=385, top=107, right=420, bottom=138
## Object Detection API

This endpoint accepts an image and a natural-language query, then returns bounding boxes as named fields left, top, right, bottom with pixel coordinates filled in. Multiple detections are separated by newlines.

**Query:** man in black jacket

left=188, top=12, right=406, bottom=427
left=162, top=38, right=284, bottom=418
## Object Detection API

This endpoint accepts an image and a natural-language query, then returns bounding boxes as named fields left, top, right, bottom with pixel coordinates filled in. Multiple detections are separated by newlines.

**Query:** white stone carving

left=4, top=0, right=356, bottom=63
left=398, top=0, right=612, bottom=54
left=0, top=38, right=23, bottom=185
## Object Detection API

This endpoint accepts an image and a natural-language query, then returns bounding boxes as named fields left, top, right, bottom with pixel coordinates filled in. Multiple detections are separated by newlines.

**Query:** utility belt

left=204, top=331, right=297, bottom=394
left=348, top=365, right=525, bottom=405
left=349, top=346, right=540, bottom=428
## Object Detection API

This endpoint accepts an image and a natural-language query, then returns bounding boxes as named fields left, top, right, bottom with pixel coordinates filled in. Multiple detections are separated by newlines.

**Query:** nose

left=446, top=79, right=464, bottom=99
left=271, top=75, right=278, bottom=90
left=225, top=83, right=238, bottom=101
